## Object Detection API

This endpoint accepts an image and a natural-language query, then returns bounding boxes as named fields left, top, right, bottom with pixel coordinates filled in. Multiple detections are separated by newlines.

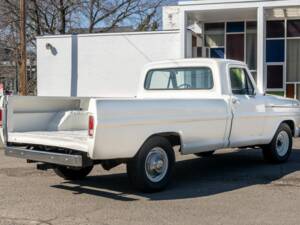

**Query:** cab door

left=229, top=66, right=266, bottom=147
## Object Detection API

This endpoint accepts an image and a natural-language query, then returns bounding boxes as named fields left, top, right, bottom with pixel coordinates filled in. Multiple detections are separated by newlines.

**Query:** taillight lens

left=88, top=115, right=94, bottom=137
left=0, top=109, right=2, bottom=127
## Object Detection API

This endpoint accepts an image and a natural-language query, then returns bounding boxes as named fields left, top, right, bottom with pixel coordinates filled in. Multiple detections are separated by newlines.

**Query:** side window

left=230, top=67, right=255, bottom=95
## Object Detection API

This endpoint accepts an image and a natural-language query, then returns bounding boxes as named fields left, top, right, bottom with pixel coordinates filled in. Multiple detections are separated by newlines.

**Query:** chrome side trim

left=266, top=104, right=300, bottom=109
left=5, top=147, right=82, bottom=167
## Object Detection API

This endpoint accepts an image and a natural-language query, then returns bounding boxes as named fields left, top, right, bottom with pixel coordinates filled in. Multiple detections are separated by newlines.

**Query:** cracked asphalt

left=1, top=141, right=300, bottom=225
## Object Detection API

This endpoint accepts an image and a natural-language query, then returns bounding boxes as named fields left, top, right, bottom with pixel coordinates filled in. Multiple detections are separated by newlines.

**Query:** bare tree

left=79, top=0, right=171, bottom=33
left=0, top=0, right=176, bottom=94
left=0, top=0, right=20, bottom=69
left=1, top=0, right=174, bottom=48
left=26, top=0, right=81, bottom=36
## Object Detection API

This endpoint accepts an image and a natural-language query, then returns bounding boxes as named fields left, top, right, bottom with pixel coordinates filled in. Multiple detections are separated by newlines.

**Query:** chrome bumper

left=5, top=146, right=83, bottom=167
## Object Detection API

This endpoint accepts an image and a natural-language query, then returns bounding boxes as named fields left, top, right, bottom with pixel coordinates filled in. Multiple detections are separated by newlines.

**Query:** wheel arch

left=264, top=119, right=296, bottom=146
left=277, top=120, right=295, bottom=137
left=138, top=132, right=183, bottom=154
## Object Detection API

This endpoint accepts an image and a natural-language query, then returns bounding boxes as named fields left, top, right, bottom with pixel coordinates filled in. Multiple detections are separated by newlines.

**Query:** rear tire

left=262, top=123, right=293, bottom=164
left=54, top=166, right=94, bottom=180
left=127, top=136, right=175, bottom=193
left=194, top=151, right=215, bottom=158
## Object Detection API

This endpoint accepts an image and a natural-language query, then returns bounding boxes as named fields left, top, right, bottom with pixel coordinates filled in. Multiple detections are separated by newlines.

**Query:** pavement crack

left=0, top=216, right=56, bottom=225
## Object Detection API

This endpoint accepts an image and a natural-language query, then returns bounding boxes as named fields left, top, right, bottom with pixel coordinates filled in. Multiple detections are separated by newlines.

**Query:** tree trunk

left=31, top=0, right=42, bottom=35
left=58, top=0, right=66, bottom=34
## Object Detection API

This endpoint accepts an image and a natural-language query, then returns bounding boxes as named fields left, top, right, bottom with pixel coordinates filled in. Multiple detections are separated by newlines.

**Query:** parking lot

left=1, top=141, right=300, bottom=225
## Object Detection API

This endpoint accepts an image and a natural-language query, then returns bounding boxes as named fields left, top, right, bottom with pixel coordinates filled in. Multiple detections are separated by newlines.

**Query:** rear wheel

left=194, top=151, right=215, bottom=158
left=127, top=136, right=175, bottom=192
left=54, top=165, right=94, bottom=180
left=262, top=123, right=293, bottom=164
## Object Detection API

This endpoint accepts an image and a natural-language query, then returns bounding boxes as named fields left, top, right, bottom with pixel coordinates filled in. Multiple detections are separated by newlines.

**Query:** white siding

left=37, top=31, right=181, bottom=97
left=37, top=36, right=73, bottom=96
left=77, top=31, right=180, bottom=97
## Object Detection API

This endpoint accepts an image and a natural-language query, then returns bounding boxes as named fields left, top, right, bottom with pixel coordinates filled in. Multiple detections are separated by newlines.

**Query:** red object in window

left=226, top=34, right=245, bottom=62
left=88, top=115, right=94, bottom=137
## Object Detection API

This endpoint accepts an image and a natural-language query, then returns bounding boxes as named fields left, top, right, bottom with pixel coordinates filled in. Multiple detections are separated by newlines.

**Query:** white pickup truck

left=2, top=58, right=300, bottom=192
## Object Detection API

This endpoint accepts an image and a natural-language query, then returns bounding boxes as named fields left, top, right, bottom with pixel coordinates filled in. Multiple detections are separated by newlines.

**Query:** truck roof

left=143, top=58, right=245, bottom=70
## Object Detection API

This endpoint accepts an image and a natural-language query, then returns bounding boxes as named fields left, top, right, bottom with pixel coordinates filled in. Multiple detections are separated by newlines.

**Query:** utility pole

left=19, top=0, right=27, bottom=95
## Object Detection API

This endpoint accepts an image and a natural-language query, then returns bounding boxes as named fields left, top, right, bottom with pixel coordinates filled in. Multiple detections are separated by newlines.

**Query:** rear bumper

left=4, top=146, right=83, bottom=167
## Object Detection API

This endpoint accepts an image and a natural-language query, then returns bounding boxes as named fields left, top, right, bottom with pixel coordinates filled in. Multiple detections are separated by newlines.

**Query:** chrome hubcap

left=145, top=147, right=168, bottom=183
left=276, top=131, right=289, bottom=157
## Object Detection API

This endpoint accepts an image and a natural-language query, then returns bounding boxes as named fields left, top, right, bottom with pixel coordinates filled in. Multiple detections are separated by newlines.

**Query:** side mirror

left=249, top=93, right=256, bottom=98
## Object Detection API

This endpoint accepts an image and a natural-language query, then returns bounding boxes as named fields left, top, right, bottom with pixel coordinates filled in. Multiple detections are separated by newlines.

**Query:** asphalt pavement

left=1, top=141, right=300, bottom=225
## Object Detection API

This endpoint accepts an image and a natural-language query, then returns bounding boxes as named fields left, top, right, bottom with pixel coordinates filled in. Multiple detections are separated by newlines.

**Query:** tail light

left=88, top=115, right=94, bottom=137
left=0, top=109, right=2, bottom=128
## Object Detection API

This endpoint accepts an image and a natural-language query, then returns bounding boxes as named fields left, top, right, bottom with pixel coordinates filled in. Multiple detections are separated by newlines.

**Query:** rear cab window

left=144, top=67, right=214, bottom=90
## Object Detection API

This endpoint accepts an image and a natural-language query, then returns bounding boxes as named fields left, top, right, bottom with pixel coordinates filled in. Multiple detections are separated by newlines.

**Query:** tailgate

left=0, top=96, right=5, bottom=148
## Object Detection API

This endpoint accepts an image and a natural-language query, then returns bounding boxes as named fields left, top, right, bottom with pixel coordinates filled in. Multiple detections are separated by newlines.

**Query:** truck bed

left=3, top=96, right=92, bottom=152
left=8, top=130, right=89, bottom=151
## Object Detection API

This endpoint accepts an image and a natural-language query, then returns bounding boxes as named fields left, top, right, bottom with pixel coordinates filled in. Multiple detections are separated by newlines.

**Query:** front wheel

left=127, top=136, right=175, bottom=192
left=262, top=123, right=293, bottom=164
left=54, top=165, right=94, bottom=180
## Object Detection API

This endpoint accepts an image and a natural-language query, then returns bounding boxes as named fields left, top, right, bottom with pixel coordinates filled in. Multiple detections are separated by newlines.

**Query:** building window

left=266, top=40, right=285, bottom=62
left=287, top=20, right=300, bottom=37
left=203, top=21, right=257, bottom=74
left=267, top=65, right=284, bottom=89
left=226, top=21, right=245, bottom=62
left=267, top=20, right=285, bottom=38
left=227, top=22, right=245, bottom=33
left=297, top=85, right=300, bottom=99
left=285, top=19, right=300, bottom=99
left=204, top=23, right=225, bottom=47
left=226, top=34, right=245, bottom=61
left=210, top=48, right=225, bottom=58
left=266, top=20, right=285, bottom=92
left=196, top=47, right=202, bottom=57
left=246, top=22, right=257, bottom=70
left=287, top=39, right=300, bottom=82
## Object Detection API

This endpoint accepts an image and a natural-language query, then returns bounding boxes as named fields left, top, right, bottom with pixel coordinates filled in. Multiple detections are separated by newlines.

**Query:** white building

left=37, top=0, right=300, bottom=99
